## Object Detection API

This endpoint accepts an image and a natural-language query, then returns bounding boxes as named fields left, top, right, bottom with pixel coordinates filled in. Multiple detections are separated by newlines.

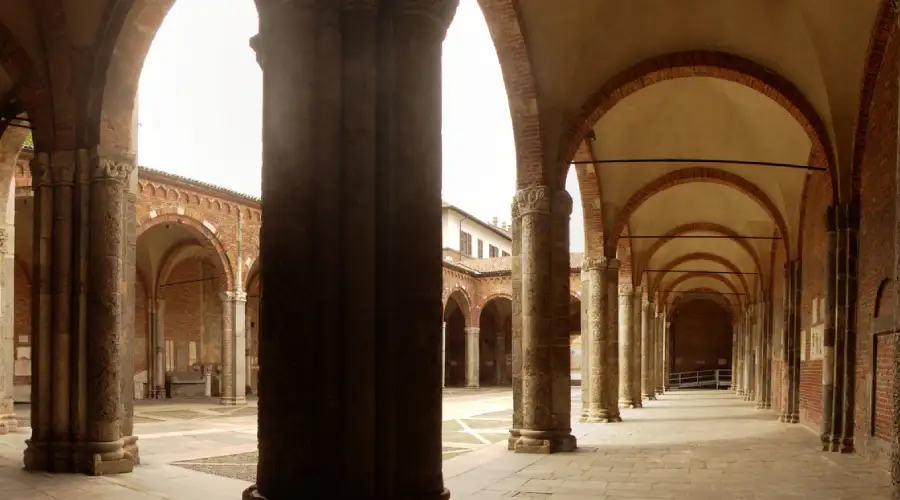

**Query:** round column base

left=514, top=430, right=577, bottom=454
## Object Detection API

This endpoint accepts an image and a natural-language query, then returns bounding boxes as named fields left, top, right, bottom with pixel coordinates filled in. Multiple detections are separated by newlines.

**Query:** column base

left=618, top=397, right=637, bottom=408
left=465, top=384, right=480, bottom=389
left=655, top=388, right=664, bottom=395
left=243, top=484, right=450, bottom=500
left=507, top=430, right=520, bottom=451
left=124, top=436, right=141, bottom=466
left=220, top=396, right=248, bottom=406
left=778, top=413, right=790, bottom=423
left=514, top=430, right=577, bottom=454
left=584, top=409, right=622, bottom=423
left=642, top=392, right=656, bottom=401
left=23, top=439, right=51, bottom=472
left=78, top=440, right=135, bottom=476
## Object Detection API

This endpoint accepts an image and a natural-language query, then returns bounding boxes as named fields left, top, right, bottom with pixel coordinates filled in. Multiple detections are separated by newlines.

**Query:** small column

left=465, top=327, right=480, bottom=388
left=641, top=297, right=654, bottom=400
left=495, top=332, right=506, bottom=385
left=442, top=322, right=447, bottom=388
left=0, top=222, right=15, bottom=434
left=745, top=305, right=755, bottom=401
left=152, top=298, right=166, bottom=398
left=663, top=317, right=671, bottom=391
left=617, top=284, right=635, bottom=407
left=821, top=205, right=837, bottom=448
left=245, top=311, right=253, bottom=395
left=630, top=287, right=642, bottom=407
left=220, top=291, right=248, bottom=405
left=579, top=265, right=591, bottom=421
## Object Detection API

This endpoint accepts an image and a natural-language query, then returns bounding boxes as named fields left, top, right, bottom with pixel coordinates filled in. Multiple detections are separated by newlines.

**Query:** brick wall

left=135, top=273, right=149, bottom=377
left=670, top=300, right=732, bottom=372
left=162, top=258, right=226, bottom=371
left=798, top=170, right=832, bottom=430
left=854, top=24, right=899, bottom=465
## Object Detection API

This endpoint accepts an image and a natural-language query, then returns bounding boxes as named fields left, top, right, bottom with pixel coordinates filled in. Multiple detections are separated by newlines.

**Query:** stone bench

left=167, top=372, right=207, bottom=398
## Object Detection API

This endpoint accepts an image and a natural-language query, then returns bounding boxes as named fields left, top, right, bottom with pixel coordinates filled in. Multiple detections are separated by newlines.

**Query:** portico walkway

left=0, top=390, right=890, bottom=499
left=447, top=390, right=891, bottom=499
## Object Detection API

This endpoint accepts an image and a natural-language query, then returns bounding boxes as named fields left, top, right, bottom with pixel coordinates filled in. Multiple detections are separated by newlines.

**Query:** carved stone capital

left=50, top=150, right=77, bottom=186
left=91, top=154, right=135, bottom=184
left=394, top=0, right=459, bottom=32
left=515, top=186, right=551, bottom=215
left=221, top=290, right=248, bottom=303
left=30, top=152, right=51, bottom=187
left=552, top=190, right=573, bottom=217
left=618, top=284, right=633, bottom=296
left=464, top=327, right=480, bottom=336
left=582, top=257, right=603, bottom=272
left=0, top=229, right=8, bottom=255
left=510, top=196, right=520, bottom=220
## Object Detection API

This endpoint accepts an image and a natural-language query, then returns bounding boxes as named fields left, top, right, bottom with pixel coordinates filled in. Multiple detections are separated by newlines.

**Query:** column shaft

left=465, top=327, right=480, bottom=388
left=584, top=258, right=616, bottom=422
left=605, top=262, right=622, bottom=420
left=221, top=292, right=248, bottom=405
left=641, top=298, right=654, bottom=400
left=630, top=287, right=642, bottom=407
left=153, top=299, right=166, bottom=398
left=495, top=333, right=506, bottom=386
left=508, top=197, right=522, bottom=449
left=618, top=284, right=636, bottom=408
left=0, top=217, right=14, bottom=433
left=655, top=311, right=664, bottom=394
left=821, top=206, right=837, bottom=448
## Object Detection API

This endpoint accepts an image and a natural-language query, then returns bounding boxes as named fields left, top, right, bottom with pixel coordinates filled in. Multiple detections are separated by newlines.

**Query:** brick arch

left=661, top=272, right=744, bottom=309
left=558, top=50, right=837, bottom=200
left=850, top=0, right=897, bottom=200
left=670, top=287, right=738, bottom=317
left=0, top=22, right=52, bottom=149
left=443, top=288, right=473, bottom=326
left=653, top=252, right=750, bottom=298
left=874, top=278, right=893, bottom=319
left=641, top=222, right=764, bottom=282
left=609, top=168, right=790, bottom=257
left=474, top=293, right=512, bottom=329
left=138, top=213, right=235, bottom=291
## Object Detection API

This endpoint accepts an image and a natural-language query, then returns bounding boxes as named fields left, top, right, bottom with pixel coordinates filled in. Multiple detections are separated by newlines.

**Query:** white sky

left=138, top=0, right=585, bottom=251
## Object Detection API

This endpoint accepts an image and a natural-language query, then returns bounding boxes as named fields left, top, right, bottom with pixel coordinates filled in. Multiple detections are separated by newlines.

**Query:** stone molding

left=464, top=326, right=480, bottom=335
left=510, top=195, right=520, bottom=220
left=582, top=257, right=604, bottom=271
left=618, top=284, right=633, bottom=296
left=515, top=186, right=551, bottom=215
left=221, top=290, right=248, bottom=302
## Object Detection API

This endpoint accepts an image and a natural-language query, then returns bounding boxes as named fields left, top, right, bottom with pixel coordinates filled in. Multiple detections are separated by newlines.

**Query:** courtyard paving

left=0, top=389, right=891, bottom=499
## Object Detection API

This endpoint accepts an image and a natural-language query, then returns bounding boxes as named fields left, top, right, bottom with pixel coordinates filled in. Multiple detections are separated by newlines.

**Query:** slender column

left=605, top=260, right=622, bottom=420
left=630, top=287, right=642, bottom=407
left=755, top=302, right=764, bottom=406
left=548, top=190, right=574, bottom=444
left=152, top=299, right=166, bottom=398
left=465, top=327, right=480, bottom=388
left=641, top=296, right=654, bottom=400
left=821, top=205, right=837, bottom=448
left=245, top=310, right=253, bottom=395
left=834, top=202, right=857, bottom=450
left=514, top=187, right=576, bottom=452
left=0, top=220, right=14, bottom=433
left=121, top=170, right=139, bottom=464
left=221, top=291, right=248, bottom=405
left=782, top=261, right=801, bottom=424
left=508, top=197, right=522, bottom=448
left=495, top=332, right=506, bottom=385
left=579, top=266, right=590, bottom=419
left=618, top=283, right=636, bottom=408
left=655, top=310, right=664, bottom=394
left=663, top=317, right=671, bottom=391
left=745, top=305, right=755, bottom=401
left=762, top=299, right=773, bottom=408
left=780, top=263, right=791, bottom=420
left=441, top=322, right=447, bottom=389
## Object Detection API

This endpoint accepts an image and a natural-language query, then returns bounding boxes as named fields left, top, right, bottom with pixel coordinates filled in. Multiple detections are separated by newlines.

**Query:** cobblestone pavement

left=0, top=389, right=892, bottom=499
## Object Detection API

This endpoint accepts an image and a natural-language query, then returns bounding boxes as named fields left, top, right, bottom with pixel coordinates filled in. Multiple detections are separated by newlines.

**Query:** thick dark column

left=630, top=287, right=642, bottom=407
left=605, top=260, right=623, bottom=420
left=783, top=261, right=802, bottom=424
left=821, top=205, right=837, bottom=449
left=833, top=202, right=858, bottom=451
left=641, top=296, right=654, bottom=400
left=655, top=308, right=664, bottom=394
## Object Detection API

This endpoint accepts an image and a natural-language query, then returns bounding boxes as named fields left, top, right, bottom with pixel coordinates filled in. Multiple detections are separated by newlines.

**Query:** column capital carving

left=221, top=290, right=248, bottom=303
left=0, top=228, right=8, bottom=255
left=515, top=186, right=551, bottom=215
left=30, top=152, right=51, bottom=187
left=393, top=0, right=459, bottom=32
left=510, top=195, right=520, bottom=220
left=582, top=257, right=604, bottom=272
left=50, top=150, right=77, bottom=186
left=464, top=326, right=480, bottom=335
left=618, top=284, right=633, bottom=296
left=552, top=190, right=573, bottom=217
left=91, top=153, right=135, bottom=184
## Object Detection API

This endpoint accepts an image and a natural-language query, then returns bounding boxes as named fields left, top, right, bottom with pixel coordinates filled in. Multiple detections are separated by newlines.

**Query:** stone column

left=579, top=265, right=591, bottom=420
left=630, top=287, right=642, bottom=407
left=762, top=300, right=773, bottom=408
left=514, top=186, right=576, bottom=452
left=605, top=260, right=622, bottom=420
left=81, top=153, right=134, bottom=475
left=663, top=317, right=671, bottom=391
left=641, top=296, right=654, bottom=400
left=655, top=311, right=664, bottom=394
left=441, top=322, right=447, bottom=389
left=833, top=202, right=857, bottom=451
left=495, top=331, right=506, bottom=386
left=583, top=257, right=617, bottom=422
left=465, top=326, right=480, bottom=388
left=821, top=205, right=837, bottom=448
left=617, top=284, right=634, bottom=407
left=152, top=298, right=166, bottom=398
left=781, top=261, right=801, bottom=424
left=220, top=291, right=248, bottom=405
left=745, top=305, right=755, bottom=401
left=0, top=222, right=14, bottom=434
left=245, top=311, right=253, bottom=395
left=508, top=196, right=523, bottom=448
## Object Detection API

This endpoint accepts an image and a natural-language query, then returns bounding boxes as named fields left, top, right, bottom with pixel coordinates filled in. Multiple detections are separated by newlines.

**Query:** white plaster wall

left=442, top=209, right=511, bottom=257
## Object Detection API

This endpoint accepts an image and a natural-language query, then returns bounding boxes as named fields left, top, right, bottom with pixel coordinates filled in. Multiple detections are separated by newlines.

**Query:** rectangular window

left=489, top=245, right=499, bottom=258
left=502, top=251, right=510, bottom=257
left=477, top=239, right=484, bottom=258
left=460, top=231, right=472, bottom=256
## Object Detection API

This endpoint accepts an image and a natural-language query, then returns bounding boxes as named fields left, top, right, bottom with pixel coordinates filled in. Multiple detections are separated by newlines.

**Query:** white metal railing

left=668, top=369, right=732, bottom=389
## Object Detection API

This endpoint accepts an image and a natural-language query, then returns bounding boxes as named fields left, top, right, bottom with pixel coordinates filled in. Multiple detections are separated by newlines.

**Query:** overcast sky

left=138, top=0, right=585, bottom=251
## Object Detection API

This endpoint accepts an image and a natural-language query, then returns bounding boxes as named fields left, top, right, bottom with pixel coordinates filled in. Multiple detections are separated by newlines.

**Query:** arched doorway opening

left=245, top=260, right=260, bottom=396
left=443, top=291, right=470, bottom=388
left=669, top=298, right=733, bottom=376
left=478, top=297, right=512, bottom=386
